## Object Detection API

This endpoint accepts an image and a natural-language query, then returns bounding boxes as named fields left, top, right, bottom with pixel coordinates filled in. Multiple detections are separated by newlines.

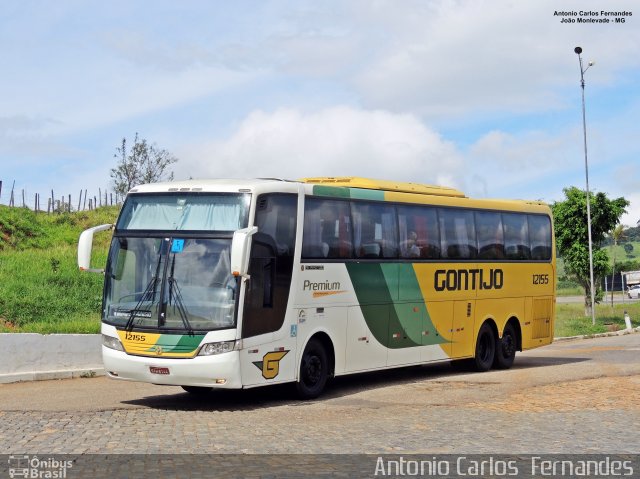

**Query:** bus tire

left=473, top=323, right=495, bottom=372
left=181, top=386, right=213, bottom=394
left=493, top=323, right=517, bottom=369
left=295, top=338, right=328, bottom=399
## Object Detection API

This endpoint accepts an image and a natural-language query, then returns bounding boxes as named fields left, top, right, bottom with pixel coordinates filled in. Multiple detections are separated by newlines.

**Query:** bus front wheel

left=493, top=323, right=517, bottom=369
left=473, top=323, right=496, bottom=372
left=296, top=338, right=328, bottom=399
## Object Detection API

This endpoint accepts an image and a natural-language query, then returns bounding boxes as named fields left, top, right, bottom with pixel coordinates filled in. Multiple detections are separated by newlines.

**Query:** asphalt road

left=556, top=294, right=640, bottom=304
left=1, top=333, right=638, bottom=455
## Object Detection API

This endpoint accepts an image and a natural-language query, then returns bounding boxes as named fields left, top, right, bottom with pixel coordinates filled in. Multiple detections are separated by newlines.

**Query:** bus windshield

left=103, top=237, right=238, bottom=331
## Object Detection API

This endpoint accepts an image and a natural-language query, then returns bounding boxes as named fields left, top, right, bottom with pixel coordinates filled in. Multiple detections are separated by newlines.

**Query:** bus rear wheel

left=473, top=323, right=496, bottom=372
left=296, top=339, right=328, bottom=400
left=493, top=323, right=517, bottom=369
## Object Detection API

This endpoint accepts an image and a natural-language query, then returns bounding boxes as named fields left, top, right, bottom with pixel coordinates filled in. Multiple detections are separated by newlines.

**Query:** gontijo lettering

left=434, top=268, right=504, bottom=292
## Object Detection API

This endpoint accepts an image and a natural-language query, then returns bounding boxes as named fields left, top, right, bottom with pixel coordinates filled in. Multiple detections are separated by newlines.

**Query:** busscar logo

left=252, top=350, right=289, bottom=379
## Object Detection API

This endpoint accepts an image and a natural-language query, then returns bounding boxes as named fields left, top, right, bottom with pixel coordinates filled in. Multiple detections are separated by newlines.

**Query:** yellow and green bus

left=79, top=177, right=555, bottom=398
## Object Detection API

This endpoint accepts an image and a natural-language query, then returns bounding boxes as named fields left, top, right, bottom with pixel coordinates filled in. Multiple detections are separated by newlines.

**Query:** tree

left=552, top=187, right=629, bottom=316
left=110, top=133, right=178, bottom=197
left=609, top=224, right=626, bottom=305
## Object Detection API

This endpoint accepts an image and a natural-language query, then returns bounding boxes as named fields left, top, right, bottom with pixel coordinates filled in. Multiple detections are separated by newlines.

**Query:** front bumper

left=102, top=346, right=243, bottom=388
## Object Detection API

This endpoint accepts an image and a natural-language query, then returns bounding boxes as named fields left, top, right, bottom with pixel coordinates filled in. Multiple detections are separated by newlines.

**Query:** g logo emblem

left=253, top=350, right=289, bottom=379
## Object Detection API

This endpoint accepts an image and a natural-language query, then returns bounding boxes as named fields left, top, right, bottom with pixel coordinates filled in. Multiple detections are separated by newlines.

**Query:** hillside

left=0, top=205, right=120, bottom=333
left=604, top=242, right=640, bottom=266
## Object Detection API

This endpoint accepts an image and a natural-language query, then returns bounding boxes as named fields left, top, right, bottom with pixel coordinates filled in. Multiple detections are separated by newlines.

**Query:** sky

left=1, top=0, right=639, bottom=226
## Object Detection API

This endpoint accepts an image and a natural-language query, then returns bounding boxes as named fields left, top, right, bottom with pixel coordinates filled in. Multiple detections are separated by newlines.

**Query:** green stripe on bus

left=312, top=185, right=351, bottom=198
left=145, top=334, right=205, bottom=353
left=346, top=263, right=446, bottom=348
left=349, top=188, right=385, bottom=201
left=312, top=185, right=385, bottom=201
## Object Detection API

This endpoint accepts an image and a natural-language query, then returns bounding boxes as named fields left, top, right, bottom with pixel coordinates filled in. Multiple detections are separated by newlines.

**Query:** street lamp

left=574, top=46, right=596, bottom=325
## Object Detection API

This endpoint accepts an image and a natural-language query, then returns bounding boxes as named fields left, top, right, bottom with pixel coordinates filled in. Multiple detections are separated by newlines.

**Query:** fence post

left=78, top=190, right=82, bottom=211
left=0, top=180, right=3, bottom=202
left=51, top=190, right=55, bottom=213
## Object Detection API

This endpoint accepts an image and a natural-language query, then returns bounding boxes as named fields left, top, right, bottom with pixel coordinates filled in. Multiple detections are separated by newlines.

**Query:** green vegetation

left=0, top=205, right=118, bottom=333
left=551, top=187, right=629, bottom=316
left=605, top=241, right=640, bottom=263
left=555, top=300, right=640, bottom=337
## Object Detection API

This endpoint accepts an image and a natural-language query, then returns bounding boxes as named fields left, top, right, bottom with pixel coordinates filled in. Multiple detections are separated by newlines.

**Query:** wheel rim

left=303, top=355, right=322, bottom=387
left=501, top=331, right=515, bottom=358
left=478, top=333, right=492, bottom=362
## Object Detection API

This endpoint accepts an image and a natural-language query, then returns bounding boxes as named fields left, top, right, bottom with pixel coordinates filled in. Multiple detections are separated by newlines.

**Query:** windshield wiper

left=166, top=254, right=194, bottom=335
left=125, top=247, right=164, bottom=331
left=124, top=276, right=159, bottom=331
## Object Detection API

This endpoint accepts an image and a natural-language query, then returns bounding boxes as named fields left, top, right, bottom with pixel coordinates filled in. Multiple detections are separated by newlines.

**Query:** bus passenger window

left=352, top=202, right=398, bottom=259
left=529, top=215, right=552, bottom=260
left=503, top=213, right=530, bottom=260
left=397, top=205, right=440, bottom=259
left=254, top=194, right=297, bottom=256
left=302, top=198, right=353, bottom=259
left=439, top=208, right=477, bottom=259
left=476, top=211, right=505, bottom=260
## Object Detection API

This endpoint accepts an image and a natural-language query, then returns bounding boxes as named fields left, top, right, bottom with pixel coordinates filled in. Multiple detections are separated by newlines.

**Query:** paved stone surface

left=0, top=333, right=638, bottom=454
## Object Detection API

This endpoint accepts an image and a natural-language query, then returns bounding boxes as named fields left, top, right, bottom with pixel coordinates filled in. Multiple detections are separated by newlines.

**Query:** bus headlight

left=102, top=334, right=124, bottom=352
left=198, top=341, right=238, bottom=356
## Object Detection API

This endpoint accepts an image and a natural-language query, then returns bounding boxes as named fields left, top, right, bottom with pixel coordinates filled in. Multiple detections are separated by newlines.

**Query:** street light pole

left=574, top=46, right=596, bottom=326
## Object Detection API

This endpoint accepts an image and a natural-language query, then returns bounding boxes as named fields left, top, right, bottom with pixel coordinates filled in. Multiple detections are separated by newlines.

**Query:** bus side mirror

left=78, top=224, right=113, bottom=273
left=231, top=226, right=258, bottom=278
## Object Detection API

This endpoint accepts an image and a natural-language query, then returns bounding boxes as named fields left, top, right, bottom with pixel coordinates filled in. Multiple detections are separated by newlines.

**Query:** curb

left=553, top=326, right=640, bottom=342
left=0, top=368, right=105, bottom=384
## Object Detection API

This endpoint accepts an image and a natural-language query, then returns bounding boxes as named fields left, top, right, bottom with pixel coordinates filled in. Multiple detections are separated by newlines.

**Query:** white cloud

left=610, top=163, right=640, bottom=227
left=178, top=106, right=462, bottom=187
left=620, top=192, right=640, bottom=227
left=348, top=0, right=640, bottom=117
left=465, top=127, right=640, bottom=224
left=464, top=127, right=580, bottom=199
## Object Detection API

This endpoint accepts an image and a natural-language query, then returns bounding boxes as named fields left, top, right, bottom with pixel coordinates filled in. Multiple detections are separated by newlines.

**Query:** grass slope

left=0, top=205, right=118, bottom=333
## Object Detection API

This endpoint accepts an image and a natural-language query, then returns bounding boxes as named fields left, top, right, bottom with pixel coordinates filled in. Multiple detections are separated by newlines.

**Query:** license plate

left=149, top=366, right=170, bottom=375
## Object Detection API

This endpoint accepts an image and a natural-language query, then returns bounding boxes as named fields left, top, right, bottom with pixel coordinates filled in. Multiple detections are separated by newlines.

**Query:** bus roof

left=128, top=178, right=296, bottom=194
left=301, top=177, right=466, bottom=198
left=127, top=177, right=549, bottom=214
